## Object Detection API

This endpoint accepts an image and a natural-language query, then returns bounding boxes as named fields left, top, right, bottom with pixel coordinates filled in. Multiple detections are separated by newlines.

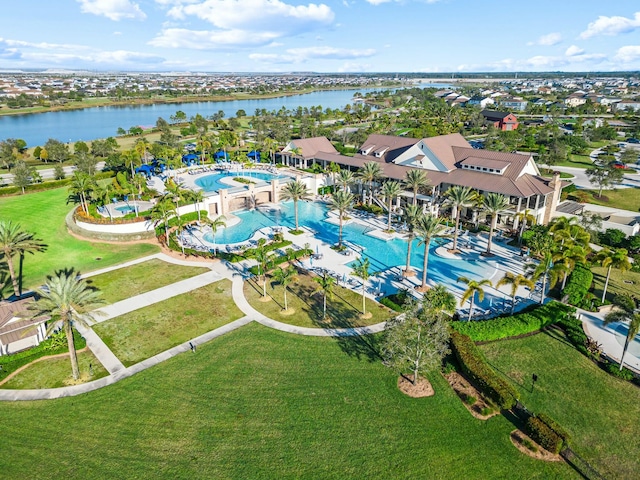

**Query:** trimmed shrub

left=450, top=302, right=575, bottom=342
left=380, top=297, right=402, bottom=312
left=526, top=416, right=564, bottom=454
left=604, top=362, right=635, bottom=381
left=562, top=264, right=593, bottom=306
left=556, top=314, right=589, bottom=356
left=450, top=331, right=519, bottom=410
left=537, top=413, right=571, bottom=446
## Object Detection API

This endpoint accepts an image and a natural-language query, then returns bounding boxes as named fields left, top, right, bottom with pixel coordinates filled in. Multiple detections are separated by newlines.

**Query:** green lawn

left=86, top=258, right=210, bottom=304
left=0, top=324, right=574, bottom=479
left=480, top=331, right=640, bottom=479
left=0, top=187, right=159, bottom=290
left=552, top=154, right=595, bottom=169
left=94, top=280, right=242, bottom=366
left=591, top=266, right=640, bottom=303
left=578, top=188, right=640, bottom=212
left=1, top=349, right=107, bottom=389
left=244, top=269, right=396, bottom=328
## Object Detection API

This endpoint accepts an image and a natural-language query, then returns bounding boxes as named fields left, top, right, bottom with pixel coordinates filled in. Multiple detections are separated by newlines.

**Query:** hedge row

left=0, top=330, right=86, bottom=382
left=380, top=297, right=403, bottom=312
left=562, top=264, right=593, bottom=306
left=450, top=331, right=519, bottom=410
left=556, top=315, right=589, bottom=356
left=0, top=171, right=114, bottom=197
left=451, top=302, right=575, bottom=342
left=526, top=415, right=566, bottom=454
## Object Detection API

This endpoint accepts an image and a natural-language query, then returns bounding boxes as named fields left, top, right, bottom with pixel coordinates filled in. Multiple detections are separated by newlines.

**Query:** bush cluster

left=354, top=203, right=383, bottom=215
left=0, top=171, right=114, bottom=197
left=526, top=415, right=565, bottom=454
left=450, top=331, right=518, bottom=410
left=380, top=297, right=403, bottom=312
left=0, top=330, right=86, bottom=382
left=451, top=302, right=575, bottom=341
left=317, top=185, right=334, bottom=195
left=562, top=264, right=593, bottom=306
left=556, top=315, right=589, bottom=356
left=248, top=248, right=311, bottom=275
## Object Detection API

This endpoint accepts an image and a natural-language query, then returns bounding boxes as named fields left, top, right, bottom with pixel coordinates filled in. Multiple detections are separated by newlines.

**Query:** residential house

left=480, top=110, right=519, bottom=131
left=613, top=100, right=640, bottom=113
left=498, top=97, right=528, bottom=111
left=467, top=95, right=495, bottom=108
left=0, top=296, right=48, bottom=356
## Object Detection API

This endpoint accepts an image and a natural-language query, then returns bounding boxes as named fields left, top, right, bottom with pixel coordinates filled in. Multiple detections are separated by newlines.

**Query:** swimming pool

left=202, top=201, right=500, bottom=306
left=195, top=170, right=290, bottom=193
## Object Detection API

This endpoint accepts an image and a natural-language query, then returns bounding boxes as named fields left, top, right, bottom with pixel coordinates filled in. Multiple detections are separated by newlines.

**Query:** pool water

left=115, top=205, right=136, bottom=214
left=203, top=201, right=499, bottom=306
left=195, top=170, right=290, bottom=193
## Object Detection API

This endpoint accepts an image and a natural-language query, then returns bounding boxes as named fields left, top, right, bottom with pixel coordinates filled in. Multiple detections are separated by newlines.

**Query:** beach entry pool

left=194, top=170, right=291, bottom=193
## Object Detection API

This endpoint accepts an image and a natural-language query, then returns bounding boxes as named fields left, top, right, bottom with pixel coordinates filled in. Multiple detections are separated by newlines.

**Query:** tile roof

left=354, top=134, right=417, bottom=163
left=290, top=137, right=338, bottom=158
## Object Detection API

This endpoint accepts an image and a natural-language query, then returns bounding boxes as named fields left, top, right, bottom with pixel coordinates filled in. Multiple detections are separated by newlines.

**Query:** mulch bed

left=397, top=375, right=434, bottom=398
left=444, top=371, right=500, bottom=420
left=510, top=429, right=563, bottom=462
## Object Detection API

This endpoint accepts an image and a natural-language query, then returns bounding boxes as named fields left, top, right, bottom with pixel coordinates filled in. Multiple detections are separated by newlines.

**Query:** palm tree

left=31, top=270, right=104, bottom=380
left=122, top=149, right=140, bottom=178
left=163, top=179, right=188, bottom=221
left=604, top=295, right=640, bottom=371
left=331, top=190, right=354, bottom=248
left=444, top=185, right=477, bottom=252
left=526, top=252, right=562, bottom=304
left=280, top=180, right=311, bottom=231
left=554, top=224, right=590, bottom=249
left=481, top=192, right=510, bottom=256
left=0, top=221, right=47, bottom=298
left=554, top=245, right=587, bottom=290
left=254, top=242, right=272, bottom=298
left=416, top=214, right=447, bottom=291
left=337, top=169, right=355, bottom=192
left=404, top=169, right=430, bottom=205
left=496, top=272, right=535, bottom=314
left=191, top=189, right=205, bottom=223
left=197, top=135, right=211, bottom=164
left=69, top=172, right=96, bottom=214
left=402, top=204, right=422, bottom=277
left=327, top=162, right=341, bottom=189
left=351, top=256, right=372, bottom=316
left=516, top=209, right=536, bottom=245
left=273, top=266, right=297, bottom=312
left=380, top=180, right=402, bottom=231
left=357, top=161, right=382, bottom=205
left=457, top=276, right=492, bottom=321
left=596, top=248, right=631, bottom=303
left=204, top=215, right=227, bottom=254
left=313, top=270, right=335, bottom=320
left=149, top=199, right=176, bottom=245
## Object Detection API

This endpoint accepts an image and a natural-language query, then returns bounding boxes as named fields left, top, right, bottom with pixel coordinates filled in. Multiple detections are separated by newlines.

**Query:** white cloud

left=580, top=12, right=640, bottom=39
left=249, top=45, right=376, bottom=65
left=565, top=45, right=584, bottom=56
left=527, top=32, right=562, bottom=46
left=77, top=0, right=146, bottom=21
left=364, top=0, right=439, bottom=4
left=457, top=51, right=607, bottom=72
left=149, top=28, right=280, bottom=49
left=615, top=45, right=640, bottom=63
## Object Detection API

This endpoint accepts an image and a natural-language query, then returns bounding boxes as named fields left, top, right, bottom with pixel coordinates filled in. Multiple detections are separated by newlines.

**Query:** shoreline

left=0, top=83, right=405, bottom=118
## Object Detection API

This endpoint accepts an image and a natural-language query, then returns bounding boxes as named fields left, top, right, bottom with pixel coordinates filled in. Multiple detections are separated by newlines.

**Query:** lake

left=0, top=83, right=452, bottom=147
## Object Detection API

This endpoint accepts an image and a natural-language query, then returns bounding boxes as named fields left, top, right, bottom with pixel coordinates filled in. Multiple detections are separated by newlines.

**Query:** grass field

left=480, top=330, right=640, bottom=479
left=0, top=187, right=159, bottom=291
left=553, top=154, right=595, bottom=169
left=580, top=188, right=640, bottom=213
left=0, top=324, right=574, bottom=479
left=591, top=266, right=640, bottom=303
left=243, top=269, right=395, bottom=328
left=86, top=258, right=210, bottom=304
left=1, top=349, right=107, bottom=389
left=94, top=280, right=242, bottom=366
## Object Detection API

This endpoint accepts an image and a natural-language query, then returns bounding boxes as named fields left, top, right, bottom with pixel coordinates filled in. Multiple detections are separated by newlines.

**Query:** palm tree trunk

left=284, top=287, right=288, bottom=311
left=468, top=295, right=474, bottom=321
left=518, top=218, right=527, bottom=245
left=486, top=217, right=496, bottom=255
left=511, top=293, right=516, bottom=315
left=5, top=253, right=19, bottom=298
left=387, top=199, right=392, bottom=230
left=421, top=241, right=430, bottom=289
left=540, top=276, right=547, bottom=304
left=294, top=200, right=299, bottom=230
left=405, top=233, right=414, bottom=275
left=339, top=219, right=344, bottom=248
left=262, top=273, right=267, bottom=298
left=164, top=219, right=169, bottom=245
left=562, top=271, right=568, bottom=290
left=452, top=211, right=461, bottom=251
left=362, top=284, right=366, bottom=315
left=602, top=265, right=612, bottom=303
left=323, top=294, right=327, bottom=319
left=620, top=339, right=629, bottom=371
left=413, top=189, right=418, bottom=206
left=65, top=320, right=80, bottom=380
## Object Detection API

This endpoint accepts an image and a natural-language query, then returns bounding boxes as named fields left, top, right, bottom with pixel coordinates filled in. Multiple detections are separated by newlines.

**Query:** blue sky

left=0, top=0, right=639, bottom=73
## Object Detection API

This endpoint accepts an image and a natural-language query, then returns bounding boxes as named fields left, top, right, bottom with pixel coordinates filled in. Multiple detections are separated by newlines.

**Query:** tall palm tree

left=457, top=276, right=492, bottom=321
left=351, top=256, right=372, bottom=316
left=526, top=252, right=562, bottom=304
left=149, top=199, right=176, bottom=245
left=380, top=180, right=402, bottom=231
left=444, top=185, right=477, bottom=252
left=273, top=266, right=297, bottom=312
left=604, top=295, right=640, bottom=371
left=357, top=161, right=382, bottom=205
left=496, top=272, right=535, bottom=314
left=191, top=189, right=205, bottom=223
left=327, top=162, right=341, bottom=189
left=313, top=270, right=335, bottom=320
left=337, top=169, right=355, bottom=192
left=204, top=215, right=227, bottom=254
left=554, top=245, right=587, bottom=290
left=69, top=172, right=96, bottom=214
left=596, top=248, right=631, bottom=303
left=280, top=180, right=311, bottom=231
left=548, top=215, right=579, bottom=235
left=416, top=214, right=447, bottom=291
left=516, top=209, right=536, bottom=245
left=163, top=179, right=188, bottom=221
left=404, top=169, right=430, bottom=205
left=254, top=242, right=272, bottom=298
left=554, top=224, right=590, bottom=249
left=482, top=192, right=510, bottom=256
left=402, top=204, right=422, bottom=277
left=31, top=270, right=104, bottom=380
left=197, top=135, right=211, bottom=164
left=0, top=221, right=47, bottom=298
left=331, top=190, right=354, bottom=248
